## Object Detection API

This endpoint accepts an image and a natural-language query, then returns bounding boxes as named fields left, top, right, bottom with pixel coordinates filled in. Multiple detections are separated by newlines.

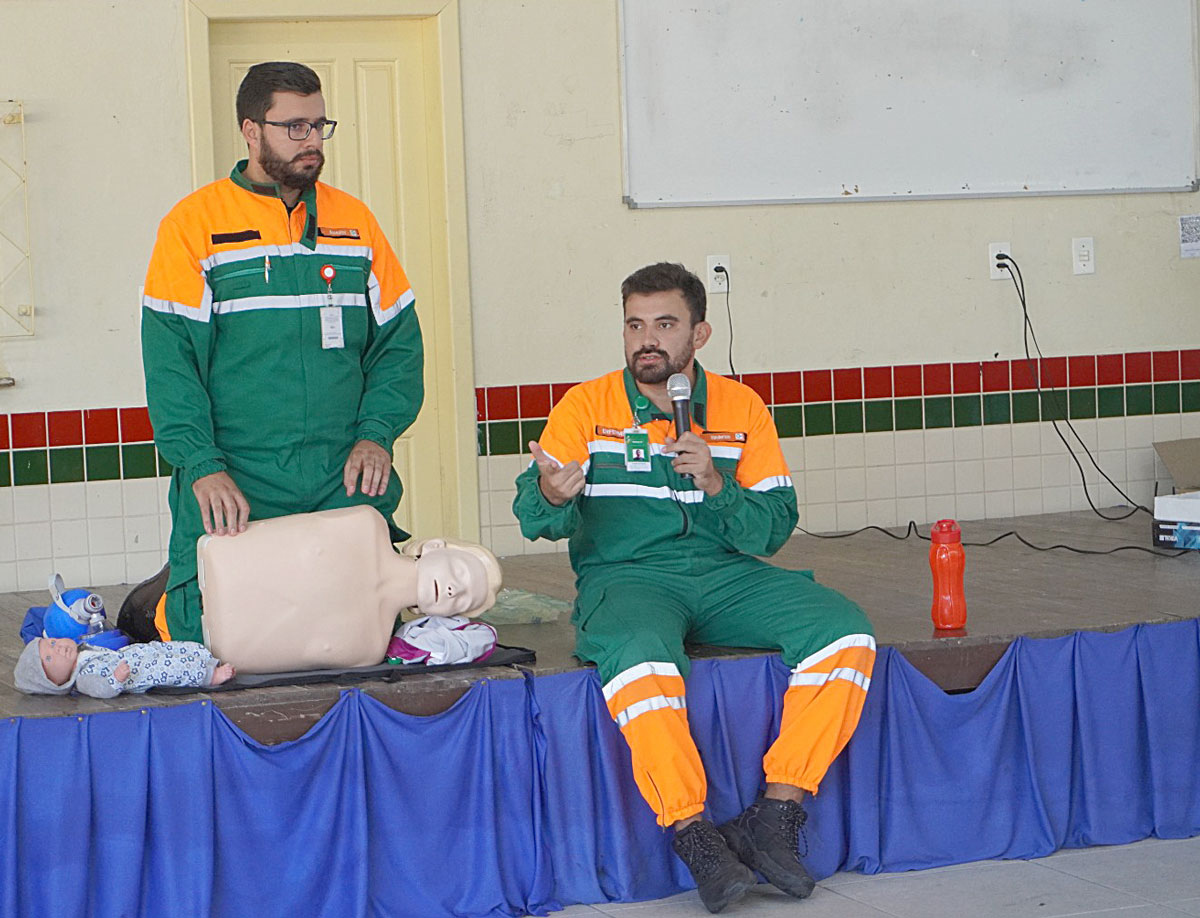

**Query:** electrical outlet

left=1072, top=237, right=1095, bottom=275
left=988, top=242, right=1011, bottom=280
left=706, top=255, right=730, bottom=294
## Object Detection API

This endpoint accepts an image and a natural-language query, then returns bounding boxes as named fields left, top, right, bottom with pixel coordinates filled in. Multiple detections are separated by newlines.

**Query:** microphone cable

left=995, top=253, right=1148, bottom=522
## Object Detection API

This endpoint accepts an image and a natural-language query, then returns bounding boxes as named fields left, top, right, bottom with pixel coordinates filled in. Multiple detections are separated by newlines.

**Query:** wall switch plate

left=1072, top=237, right=1095, bottom=275
left=707, top=255, right=730, bottom=293
left=988, top=242, right=1011, bottom=280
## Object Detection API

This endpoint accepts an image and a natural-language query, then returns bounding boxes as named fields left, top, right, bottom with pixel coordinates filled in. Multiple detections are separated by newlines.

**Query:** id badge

left=320, top=305, right=344, bottom=349
left=623, top=427, right=651, bottom=473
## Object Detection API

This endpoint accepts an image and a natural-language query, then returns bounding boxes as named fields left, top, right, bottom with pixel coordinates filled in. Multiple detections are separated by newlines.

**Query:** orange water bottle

left=929, top=519, right=966, bottom=630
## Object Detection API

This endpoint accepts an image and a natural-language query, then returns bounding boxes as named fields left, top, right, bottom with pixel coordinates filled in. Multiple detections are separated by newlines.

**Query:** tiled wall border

left=475, top=350, right=1200, bottom=455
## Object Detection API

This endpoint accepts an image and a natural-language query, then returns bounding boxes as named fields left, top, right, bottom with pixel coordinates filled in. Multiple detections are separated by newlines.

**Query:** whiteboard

left=620, top=0, right=1200, bottom=207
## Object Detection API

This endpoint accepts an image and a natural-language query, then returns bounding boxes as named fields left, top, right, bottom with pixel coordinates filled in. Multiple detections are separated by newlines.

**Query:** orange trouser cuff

left=618, top=705, right=707, bottom=827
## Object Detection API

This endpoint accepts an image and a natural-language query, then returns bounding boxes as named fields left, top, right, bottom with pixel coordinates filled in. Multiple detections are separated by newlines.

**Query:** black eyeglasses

left=258, top=118, right=338, bottom=141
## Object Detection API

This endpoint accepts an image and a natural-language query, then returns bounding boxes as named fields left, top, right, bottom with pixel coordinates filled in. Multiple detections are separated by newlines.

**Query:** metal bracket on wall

left=0, top=100, right=35, bottom=337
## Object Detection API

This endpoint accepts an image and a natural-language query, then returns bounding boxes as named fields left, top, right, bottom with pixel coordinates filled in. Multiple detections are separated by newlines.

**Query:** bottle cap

left=930, top=519, right=962, bottom=544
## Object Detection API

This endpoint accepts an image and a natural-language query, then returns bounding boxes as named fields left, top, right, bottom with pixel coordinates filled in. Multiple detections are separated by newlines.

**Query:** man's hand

left=664, top=432, right=724, bottom=497
left=192, top=471, right=250, bottom=536
left=114, top=662, right=131, bottom=683
left=343, top=439, right=392, bottom=497
left=530, top=441, right=584, bottom=506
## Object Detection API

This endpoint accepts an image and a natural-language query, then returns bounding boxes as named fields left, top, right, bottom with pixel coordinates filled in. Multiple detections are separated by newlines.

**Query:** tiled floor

left=544, top=835, right=1200, bottom=917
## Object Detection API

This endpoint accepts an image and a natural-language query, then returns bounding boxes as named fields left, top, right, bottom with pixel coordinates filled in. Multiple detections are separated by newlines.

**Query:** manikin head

left=13, top=636, right=78, bottom=695
left=402, top=538, right=502, bottom=619
left=621, top=262, right=712, bottom=387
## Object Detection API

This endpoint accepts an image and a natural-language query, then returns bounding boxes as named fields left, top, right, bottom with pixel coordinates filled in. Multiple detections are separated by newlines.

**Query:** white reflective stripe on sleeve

left=793, top=633, right=876, bottom=674
left=143, top=292, right=213, bottom=323
left=614, top=694, right=687, bottom=729
left=788, top=666, right=871, bottom=693
left=583, top=483, right=705, bottom=503
left=749, top=475, right=794, bottom=491
left=602, top=660, right=682, bottom=701
left=374, top=284, right=415, bottom=325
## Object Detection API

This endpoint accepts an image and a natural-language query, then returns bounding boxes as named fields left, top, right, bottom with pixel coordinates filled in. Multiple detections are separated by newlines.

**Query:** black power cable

left=713, top=265, right=735, bottom=375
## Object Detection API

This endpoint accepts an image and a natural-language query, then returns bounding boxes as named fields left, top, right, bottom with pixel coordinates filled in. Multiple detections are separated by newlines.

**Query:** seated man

left=513, top=263, right=875, bottom=914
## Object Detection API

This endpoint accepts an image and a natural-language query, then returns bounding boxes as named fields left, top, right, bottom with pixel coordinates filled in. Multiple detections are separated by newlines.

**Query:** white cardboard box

left=1152, top=437, right=1200, bottom=548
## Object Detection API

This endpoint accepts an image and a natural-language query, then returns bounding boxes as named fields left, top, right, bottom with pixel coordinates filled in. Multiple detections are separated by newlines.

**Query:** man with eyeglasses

left=140, top=61, right=423, bottom=643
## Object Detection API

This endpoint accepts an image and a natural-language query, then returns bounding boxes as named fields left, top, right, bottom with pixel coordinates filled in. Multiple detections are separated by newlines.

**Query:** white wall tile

left=954, top=460, right=984, bottom=493
left=804, top=437, right=835, bottom=470
left=1013, top=489, right=1044, bottom=516
left=1097, top=418, right=1126, bottom=450
left=51, top=520, right=90, bottom=558
left=1126, top=447, right=1155, bottom=481
left=90, top=554, right=127, bottom=587
left=488, top=453, right=525, bottom=491
left=1041, top=421, right=1069, bottom=454
left=1041, top=455, right=1071, bottom=488
left=804, top=469, right=836, bottom=503
left=984, top=458, right=1014, bottom=491
left=924, top=461, right=955, bottom=496
left=1042, top=486, right=1071, bottom=513
left=1125, top=415, right=1154, bottom=448
left=985, top=491, right=1015, bottom=519
left=780, top=438, right=805, bottom=469
left=896, top=497, right=928, bottom=526
left=88, top=517, right=125, bottom=555
left=49, top=482, right=87, bottom=520
left=801, top=503, right=837, bottom=533
left=1011, top=423, right=1041, bottom=457
left=923, top=428, right=954, bottom=459
left=122, top=479, right=159, bottom=516
left=0, top=562, right=17, bottom=592
left=476, top=456, right=490, bottom=492
left=0, top=489, right=13, bottom=527
left=478, top=493, right=491, bottom=529
left=1095, top=451, right=1127, bottom=487
left=13, top=485, right=50, bottom=524
left=836, top=502, right=868, bottom=531
left=955, top=493, right=985, bottom=521
left=17, top=560, right=49, bottom=591
left=1126, top=479, right=1156, bottom=506
left=489, top=524, right=526, bottom=558
left=86, top=480, right=123, bottom=518
left=1153, top=414, right=1182, bottom=442
left=953, top=428, right=983, bottom=461
left=0, top=526, right=14, bottom=563
left=863, top=431, right=896, bottom=467
left=124, top=515, right=162, bottom=553
left=126, top=550, right=167, bottom=583
left=835, top=468, right=866, bottom=502
left=896, top=464, right=927, bottom=498
left=1181, top=413, right=1200, bottom=438
left=834, top=433, right=865, bottom=469
left=1068, top=418, right=1098, bottom=451
left=925, top=495, right=957, bottom=521
left=488, top=490, right=519, bottom=528
left=866, top=499, right=898, bottom=528
left=982, top=426, right=1012, bottom=458
left=1013, top=456, right=1042, bottom=489
left=790, top=473, right=805, bottom=506
left=866, top=466, right=896, bottom=500
left=894, top=430, right=925, bottom=464
left=54, top=556, right=92, bottom=587
left=15, top=521, right=52, bottom=559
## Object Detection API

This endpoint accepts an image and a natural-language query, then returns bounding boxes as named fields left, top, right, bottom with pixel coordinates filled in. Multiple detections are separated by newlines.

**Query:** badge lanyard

left=319, top=264, right=344, bottom=349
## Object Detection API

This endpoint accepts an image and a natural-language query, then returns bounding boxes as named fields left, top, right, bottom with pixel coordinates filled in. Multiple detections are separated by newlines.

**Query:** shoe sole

left=719, top=821, right=815, bottom=900
left=700, top=862, right=756, bottom=914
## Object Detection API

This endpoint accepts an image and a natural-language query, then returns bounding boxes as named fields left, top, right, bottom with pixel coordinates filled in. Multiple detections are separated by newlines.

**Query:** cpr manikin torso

left=197, top=506, right=501, bottom=673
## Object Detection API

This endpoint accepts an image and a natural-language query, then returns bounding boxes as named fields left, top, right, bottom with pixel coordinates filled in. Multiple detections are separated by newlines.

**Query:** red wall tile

left=518, top=384, right=551, bottom=419
left=952, top=362, right=981, bottom=394
left=11, top=412, right=46, bottom=449
left=486, top=386, right=518, bottom=420
left=48, top=410, right=83, bottom=447
left=551, top=382, right=575, bottom=406
left=475, top=388, right=486, bottom=421
left=802, top=369, right=832, bottom=402
left=923, top=363, right=951, bottom=396
left=982, top=360, right=1009, bottom=392
left=863, top=366, right=892, bottom=399
left=119, top=407, right=154, bottom=442
left=0, top=415, right=8, bottom=450
left=85, top=408, right=119, bottom=444
left=1153, top=350, right=1180, bottom=382
left=832, top=368, right=862, bottom=400
left=1068, top=355, right=1096, bottom=387
left=893, top=365, right=922, bottom=398
left=1039, top=357, right=1067, bottom=389
left=741, top=373, right=772, bottom=404
left=1125, top=352, right=1152, bottom=384
left=1010, top=359, right=1039, bottom=390
left=773, top=371, right=802, bottom=404
left=1096, top=354, right=1123, bottom=386
left=1182, top=349, right=1200, bottom=381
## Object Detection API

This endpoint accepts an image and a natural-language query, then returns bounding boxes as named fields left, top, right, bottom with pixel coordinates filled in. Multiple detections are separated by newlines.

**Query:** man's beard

left=628, top=347, right=693, bottom=384
left=258, top=137, right=325, bottom=191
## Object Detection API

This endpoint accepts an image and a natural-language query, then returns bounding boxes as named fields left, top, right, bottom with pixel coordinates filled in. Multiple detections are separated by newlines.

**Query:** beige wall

left=0, top=0, right=1196, bottom=403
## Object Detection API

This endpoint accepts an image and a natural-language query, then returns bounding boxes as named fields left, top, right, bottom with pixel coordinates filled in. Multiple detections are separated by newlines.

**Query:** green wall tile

left=477, top=423, right=487, bottom=456
left=1097, top=386, right=1124, bottom=418
left=13, top=450, right=48, bottom=486
left=983, top=393, right=1010, bottom=425
left=924, top=396, right=952, bottom=428
left=894, top=398, right=923, bottom=430
left=86, top=445, right=121, bottom=481
left=122, top=443, right=158, bottom=479
left=1125, top=384, right=1152, bottom=416
left=1011, top=391, right=1039, bottom=423
left=157, top=448, right=173, bottom=476
left=1040, top=391, right=1067, bottom=421
left=1068, top=389, right=1096, bottom=420
left=488, top=421, right=520, bottom=455
left=864, top=401, right=893, bottom=432
left=774, top=405, right=803, bottom=437
left=520, top=419, right=547, bottom=446
left=49, top=447, right=84, bottom=483
left=834, top=402, right=863, bottom=434
left=1183, top=382, right=1200, bottom=413
left=803, top=403, right=833, bottom=436
left=952, top=395, right=982, bottom=427
left=1154, top=382, right=1180, bottom=414
left=0, top=452, right=10, bottom=487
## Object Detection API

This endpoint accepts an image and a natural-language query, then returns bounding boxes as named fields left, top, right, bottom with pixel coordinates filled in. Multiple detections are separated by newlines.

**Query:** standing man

left=142, top=62, right=423, bottom=643
left=513, top=263, right=874, bottom=914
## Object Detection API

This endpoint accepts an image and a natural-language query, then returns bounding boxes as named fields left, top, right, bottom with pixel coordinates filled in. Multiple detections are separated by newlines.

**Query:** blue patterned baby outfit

left=73, top=641, right=219, bottom=699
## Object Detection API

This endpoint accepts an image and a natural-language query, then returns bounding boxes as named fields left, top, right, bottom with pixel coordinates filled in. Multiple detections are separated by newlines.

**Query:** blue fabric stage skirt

left=4, top=619, right=1200, bottom=917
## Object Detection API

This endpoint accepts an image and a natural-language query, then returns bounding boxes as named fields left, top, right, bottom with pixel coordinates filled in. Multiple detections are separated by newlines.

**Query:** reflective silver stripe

left=143, top=290, right=213, bottom=323
left=587, top=441, right=744, bottom=462
left=602, top=660, right=682, bottom=701
left=749, top=475, right=793, bottom=491
left=710, top=444, right=744, bottom=460
left=793, top=633, right=876, bottom=674
left=201, top=241, right=373, bottom=271
left=788, top=666, right=871, bottom=693
left=614, top=695, right=687, bottom=729
left=374, top=284, right=415, bottom=325
left=211, top=293, right=367, bottom=314
left=587, top=440, right=625, bottom=455
left=583, top=482, right=706, bottom=503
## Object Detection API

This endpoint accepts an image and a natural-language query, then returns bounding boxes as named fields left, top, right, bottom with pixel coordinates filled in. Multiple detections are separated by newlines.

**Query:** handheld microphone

left=667, top=373, right=693, bottom=479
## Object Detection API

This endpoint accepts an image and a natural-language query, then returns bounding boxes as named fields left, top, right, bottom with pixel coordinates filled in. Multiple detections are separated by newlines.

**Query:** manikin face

left=39, top=637, right=78, bottom=686
left=415, top=540, right=492, bottom=617
left=623, top=290, right=711, bottom=385
left=245, top=91, right=327, bottom=191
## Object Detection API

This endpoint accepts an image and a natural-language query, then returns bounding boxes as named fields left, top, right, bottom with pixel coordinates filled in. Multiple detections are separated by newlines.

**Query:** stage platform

left=2, top=508, right=1196, bottom=741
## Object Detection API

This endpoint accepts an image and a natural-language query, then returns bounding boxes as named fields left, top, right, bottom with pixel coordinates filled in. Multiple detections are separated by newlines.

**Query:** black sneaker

left=718, top=797, right=815, bottom=899
left=672, top=819, right=756, bottom=913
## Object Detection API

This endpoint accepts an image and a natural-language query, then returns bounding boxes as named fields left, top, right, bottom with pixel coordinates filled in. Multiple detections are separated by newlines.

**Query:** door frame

left=184, top=0, right=480, bottom=540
